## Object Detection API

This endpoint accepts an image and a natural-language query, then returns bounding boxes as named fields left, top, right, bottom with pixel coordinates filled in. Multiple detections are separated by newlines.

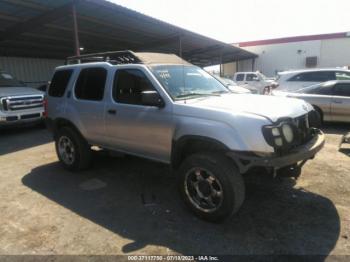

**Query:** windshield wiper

left=212, top=90, right=229, bottom=94
left=176, top=92, right=220, bottom=99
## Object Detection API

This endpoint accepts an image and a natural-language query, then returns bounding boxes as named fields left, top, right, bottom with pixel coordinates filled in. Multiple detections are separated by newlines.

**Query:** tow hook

left=274, top=161, right=306, bottom=179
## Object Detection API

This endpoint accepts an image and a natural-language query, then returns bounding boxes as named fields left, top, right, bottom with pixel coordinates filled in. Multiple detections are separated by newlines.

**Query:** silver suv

left=46, top=51, right=325, bottom=222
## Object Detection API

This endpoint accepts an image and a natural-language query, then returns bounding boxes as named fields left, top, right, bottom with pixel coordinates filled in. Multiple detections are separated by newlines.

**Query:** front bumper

left=0, top=112, right=44, bottom=127
left=227, top=129, right=325, bottom=173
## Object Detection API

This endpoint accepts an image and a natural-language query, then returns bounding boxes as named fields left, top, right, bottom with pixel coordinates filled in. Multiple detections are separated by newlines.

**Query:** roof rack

left=66, top=50, right=142, bottom=65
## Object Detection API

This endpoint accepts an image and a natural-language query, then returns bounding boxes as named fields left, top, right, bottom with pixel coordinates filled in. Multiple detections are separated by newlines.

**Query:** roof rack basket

left=65, top=50, right=142, bottom=65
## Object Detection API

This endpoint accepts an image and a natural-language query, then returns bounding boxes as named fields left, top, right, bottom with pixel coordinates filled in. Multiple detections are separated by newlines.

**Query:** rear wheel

left=178, top=152, right=245, bottom=222
left=55, top=127, right=92, bottom=171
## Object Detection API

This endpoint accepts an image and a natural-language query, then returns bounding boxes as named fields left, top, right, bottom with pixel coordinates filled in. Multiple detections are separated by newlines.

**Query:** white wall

left=231, top=37, right=350, bottom=77
left=319, top=38, right=350, bottom=67
left=0, top=57, right=63, bottom=87
left=242, top=40, right=322, bottom=77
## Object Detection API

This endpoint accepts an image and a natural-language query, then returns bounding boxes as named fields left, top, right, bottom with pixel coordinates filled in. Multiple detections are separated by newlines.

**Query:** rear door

left=69, top=66, right=108, bottom=144
left=331, top=83, right=350, bottom=122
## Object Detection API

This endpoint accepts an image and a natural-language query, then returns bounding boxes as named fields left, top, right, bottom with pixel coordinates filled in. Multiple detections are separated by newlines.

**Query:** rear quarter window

left=48, top=69, right=73, bottom=97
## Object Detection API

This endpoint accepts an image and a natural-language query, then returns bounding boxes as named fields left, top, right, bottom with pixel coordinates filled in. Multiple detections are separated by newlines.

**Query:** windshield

left=151, top=65, right=229, bottom=100
left=0, top=72, right=25, bottom=87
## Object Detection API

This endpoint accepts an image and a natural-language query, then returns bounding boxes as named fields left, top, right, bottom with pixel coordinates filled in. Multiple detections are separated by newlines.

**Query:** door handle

left=333, top=100, right=343, bottom=104
left=107, top=109, right=117, bottom=115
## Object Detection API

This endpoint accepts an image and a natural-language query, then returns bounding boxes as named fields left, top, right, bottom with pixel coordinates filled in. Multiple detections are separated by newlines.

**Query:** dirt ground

left=0, top=124, right=349, bottom=257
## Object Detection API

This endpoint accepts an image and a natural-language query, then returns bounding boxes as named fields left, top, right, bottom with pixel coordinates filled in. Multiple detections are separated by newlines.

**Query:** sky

left=110, top=0, right=350, bottom=43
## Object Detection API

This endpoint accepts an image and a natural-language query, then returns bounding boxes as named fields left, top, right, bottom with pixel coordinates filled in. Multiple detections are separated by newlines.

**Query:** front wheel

left=178, top=152, right=245, bottom=222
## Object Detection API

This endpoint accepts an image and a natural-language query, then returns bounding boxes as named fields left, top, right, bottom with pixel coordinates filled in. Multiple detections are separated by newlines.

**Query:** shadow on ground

left=22, top=153, right=340, bottom=256
left=0, top=125, right=52, bottom=155
left=321, top=122, right=350, bottom=135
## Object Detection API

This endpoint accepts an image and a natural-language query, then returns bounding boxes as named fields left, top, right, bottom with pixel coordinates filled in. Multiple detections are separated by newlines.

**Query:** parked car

left=0, top=70, right=44, bottom=127
left=46, top=51, right=325, bottom=222
left=213, top=75, right=251, bottom=94
left=276, top=68, right=350, bottom=92
left=273, top=80, right=350, bottom=123
left=233, top=71, right=277, bottom=94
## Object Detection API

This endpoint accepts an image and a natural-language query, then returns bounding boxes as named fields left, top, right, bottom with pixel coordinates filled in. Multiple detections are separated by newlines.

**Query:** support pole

left=72, top=4, right=80, bottom=56
left=252, top=58, right=255, bottom=71
left=219, top=52, right=223, bottom=76
left=178, top=35, right=182, bottom=57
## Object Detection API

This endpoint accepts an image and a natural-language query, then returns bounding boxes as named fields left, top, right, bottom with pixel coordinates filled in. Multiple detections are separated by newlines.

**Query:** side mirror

left=253, top=77, right=260, bottom=81
left=141, top=91, right=165, bottom=108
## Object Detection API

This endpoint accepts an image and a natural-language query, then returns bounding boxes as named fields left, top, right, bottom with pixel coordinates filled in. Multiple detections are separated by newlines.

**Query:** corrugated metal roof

left=0, top=0, right=257, bottom=67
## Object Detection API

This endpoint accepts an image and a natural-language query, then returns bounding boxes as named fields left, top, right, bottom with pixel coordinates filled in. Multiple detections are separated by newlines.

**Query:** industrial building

left=0, top=0, right=256, bottom=88
left=222, top=32, right=350, bottom=77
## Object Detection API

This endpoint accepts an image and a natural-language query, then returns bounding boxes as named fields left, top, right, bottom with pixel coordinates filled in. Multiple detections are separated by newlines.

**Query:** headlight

left=282, top=124, right=294, bottom=143
left=262, top=121, right=296, bottom=149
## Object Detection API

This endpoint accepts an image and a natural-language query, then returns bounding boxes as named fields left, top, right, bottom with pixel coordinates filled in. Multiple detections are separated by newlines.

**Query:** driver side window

left=113, top=69, right=158, bottom=105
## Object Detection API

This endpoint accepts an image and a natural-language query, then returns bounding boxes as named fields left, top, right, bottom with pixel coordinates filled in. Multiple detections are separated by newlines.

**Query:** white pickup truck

left=233, top=71, right=277, bottom=94
left=0, top=70, right=44, bottom=127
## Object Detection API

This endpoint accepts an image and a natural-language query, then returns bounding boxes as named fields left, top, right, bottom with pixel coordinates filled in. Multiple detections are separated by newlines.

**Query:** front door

left=105, top=68, right=173, bottom=163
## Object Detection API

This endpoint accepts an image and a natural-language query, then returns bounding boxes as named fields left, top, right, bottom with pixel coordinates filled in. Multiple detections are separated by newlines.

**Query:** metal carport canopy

left=0, top=0, right=257, bottom=67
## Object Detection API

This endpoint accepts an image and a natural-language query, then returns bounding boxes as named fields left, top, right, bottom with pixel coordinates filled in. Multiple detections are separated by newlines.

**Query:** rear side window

left=334, top=84, right=350, bottom=97
left=48, top=69, right=73, bottom=97
left=288, top=71, right=335, bottom=82
left=236, top=74, right=244, bottom=81
left=75, top=67, right=107, bottom=101
left=113, top=69, right=156, bottom=105
left=336, top=71, right=350, bottom=80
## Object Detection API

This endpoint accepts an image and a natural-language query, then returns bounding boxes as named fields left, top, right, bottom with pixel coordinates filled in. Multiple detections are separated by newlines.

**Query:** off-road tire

left=178, top=152, right=245, bottom=222
left=55, top=127, right=92, bottom=171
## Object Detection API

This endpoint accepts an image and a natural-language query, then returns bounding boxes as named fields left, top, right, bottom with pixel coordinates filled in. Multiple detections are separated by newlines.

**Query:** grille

left=1, top=95, right=44, bottom=111
left=293, top=113, right=311, bottom=144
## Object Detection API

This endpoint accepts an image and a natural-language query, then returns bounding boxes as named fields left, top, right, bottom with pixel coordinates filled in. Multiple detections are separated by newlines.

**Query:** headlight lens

left=262, top=121, right=296, bottom=149
left=282, top=124, right=294, bottom=143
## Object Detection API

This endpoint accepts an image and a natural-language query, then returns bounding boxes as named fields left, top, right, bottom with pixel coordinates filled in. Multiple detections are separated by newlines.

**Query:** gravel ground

left=0, top=124, right=349, bottom=258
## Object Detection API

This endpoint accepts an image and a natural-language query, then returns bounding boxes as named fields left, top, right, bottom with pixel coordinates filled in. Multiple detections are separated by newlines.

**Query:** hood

left=183, top=94, right=311, bottom=122
left=228, top=85, right=252, bottom=94
left=0, top=87, right=43, bottom=97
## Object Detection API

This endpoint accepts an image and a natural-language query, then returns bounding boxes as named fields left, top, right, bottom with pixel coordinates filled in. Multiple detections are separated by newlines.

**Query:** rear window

left=48, top=69, right=73, bottom=97
left=75, top=67, right=107, bottom=101
left=288, top=71, right=335, bottom=82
